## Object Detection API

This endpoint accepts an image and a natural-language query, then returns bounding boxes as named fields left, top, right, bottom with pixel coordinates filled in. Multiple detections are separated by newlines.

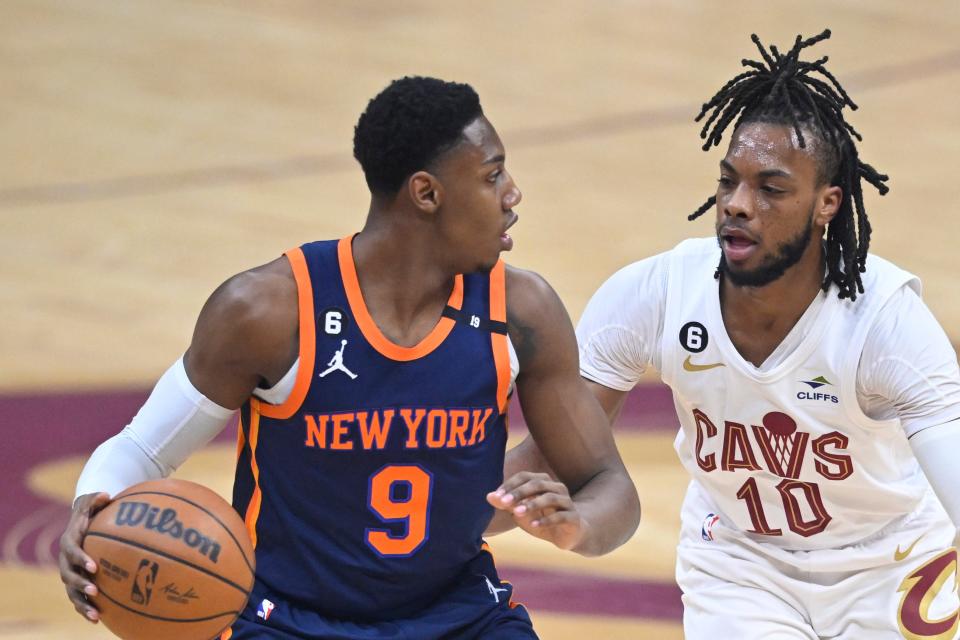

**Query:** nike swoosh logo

left=894, top=534, right=925, bottom=561
left=683, top=355, right=726, bottom=372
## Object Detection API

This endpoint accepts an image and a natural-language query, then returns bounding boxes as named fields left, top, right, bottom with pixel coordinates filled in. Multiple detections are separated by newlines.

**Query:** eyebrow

left=720, top=159, right=791, bottom=179
left=483, top=154, right=505, bottom=165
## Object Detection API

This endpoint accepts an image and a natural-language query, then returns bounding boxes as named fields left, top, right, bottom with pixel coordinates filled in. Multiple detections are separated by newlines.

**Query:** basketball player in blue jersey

left=58, top=76, right=641, bottom=639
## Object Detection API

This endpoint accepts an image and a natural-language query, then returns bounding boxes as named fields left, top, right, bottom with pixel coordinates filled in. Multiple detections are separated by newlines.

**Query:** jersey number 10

left=736, top=477, right=832, bottom=537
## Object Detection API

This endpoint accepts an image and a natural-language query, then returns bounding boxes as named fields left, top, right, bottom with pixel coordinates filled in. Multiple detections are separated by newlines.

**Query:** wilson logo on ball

left=115, top=501, right=223, bottom=563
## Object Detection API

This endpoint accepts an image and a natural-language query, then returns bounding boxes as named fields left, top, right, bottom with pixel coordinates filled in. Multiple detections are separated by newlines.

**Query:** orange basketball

left=83, top=478, right=255, bottom=640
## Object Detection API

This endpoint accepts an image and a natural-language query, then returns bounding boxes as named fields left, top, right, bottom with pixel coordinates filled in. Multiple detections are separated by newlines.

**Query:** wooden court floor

left=2, top=1, right=959, bottom=637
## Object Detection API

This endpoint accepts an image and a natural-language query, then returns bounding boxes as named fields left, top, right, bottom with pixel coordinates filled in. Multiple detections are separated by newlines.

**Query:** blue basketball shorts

left=221, top=551, right=537, bottom=640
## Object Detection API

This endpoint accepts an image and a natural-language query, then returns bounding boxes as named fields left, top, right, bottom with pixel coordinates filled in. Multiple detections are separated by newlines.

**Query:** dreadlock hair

left=689, top=29, right=889, bottom=301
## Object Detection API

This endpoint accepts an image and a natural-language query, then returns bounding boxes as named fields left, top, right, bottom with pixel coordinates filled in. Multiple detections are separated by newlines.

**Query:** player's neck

left=719, top=244, right=826, bottom=366
left=350, top=220, right=459, bottom=347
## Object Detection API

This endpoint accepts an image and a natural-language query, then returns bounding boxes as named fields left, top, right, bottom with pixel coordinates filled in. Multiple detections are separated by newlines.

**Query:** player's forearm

left=504, top=435, right=555, bottom=479
left=910, top=419, right=960, bottom=533
left=75, top=358, right=234, bottom=499
left=569, top=464, right=640, bottom=556
left=485, top=437, right=556, bottom=536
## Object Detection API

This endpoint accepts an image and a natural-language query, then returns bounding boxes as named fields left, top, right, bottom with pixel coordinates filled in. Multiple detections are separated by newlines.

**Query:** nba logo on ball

left=258, top=598, right=275, bottom=621
left=701, top=513, right=721, bottom=541
left=131, top=559, right=159, bottom=605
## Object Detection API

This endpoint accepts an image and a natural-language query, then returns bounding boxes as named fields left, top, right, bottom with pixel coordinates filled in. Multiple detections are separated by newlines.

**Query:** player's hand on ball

left=487, top=472, right=587, bottom=551
left=59, top=492, right=111, bottom=623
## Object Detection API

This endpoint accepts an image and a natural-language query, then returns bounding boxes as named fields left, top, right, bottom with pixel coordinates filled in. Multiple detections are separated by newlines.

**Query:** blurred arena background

left=1, top=1, right=958, bottom=637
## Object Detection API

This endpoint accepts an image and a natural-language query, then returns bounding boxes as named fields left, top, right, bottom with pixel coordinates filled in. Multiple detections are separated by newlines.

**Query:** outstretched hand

left=486, top=471, right=588, bottom=551
left=59, top=492, right=111, bottom=623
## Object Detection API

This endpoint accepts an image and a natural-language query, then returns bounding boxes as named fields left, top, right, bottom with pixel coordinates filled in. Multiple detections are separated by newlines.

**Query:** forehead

left=442, top=116, right=503, bottom=167
left=724, top=122, right=817, bottom=174
left=461, top=115, right=502, bottom=151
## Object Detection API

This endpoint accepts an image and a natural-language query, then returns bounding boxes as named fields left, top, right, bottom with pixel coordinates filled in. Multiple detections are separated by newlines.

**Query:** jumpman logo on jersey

left=319, top=339, right=358, bottom=379
left=483, top=575, right=509, bottom=603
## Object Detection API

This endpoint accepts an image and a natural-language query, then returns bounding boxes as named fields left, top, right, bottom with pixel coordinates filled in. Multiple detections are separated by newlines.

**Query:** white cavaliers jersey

left=662, top=237, right=926, bottom=550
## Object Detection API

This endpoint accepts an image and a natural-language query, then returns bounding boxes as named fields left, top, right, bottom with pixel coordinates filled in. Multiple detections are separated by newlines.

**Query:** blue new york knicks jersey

left=231, top=236, right=512, bottom=622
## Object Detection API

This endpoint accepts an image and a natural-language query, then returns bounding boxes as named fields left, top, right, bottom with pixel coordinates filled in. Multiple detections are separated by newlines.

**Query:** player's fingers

left=65, top=584, right=101, bottom=621
left=509, top=483, right=568, bottom=516
left=76, top=492, right=111, bottom=518
left=491, top=472, right=553, bottom=503
left=515, top=480, right=568, bottom=503
left=486, top=491, right=513, bottom=511
left=59, top=557, right=96, bottom=592
left=514, top=492, right=574, bottom=517
left=531, top=510, right=580, bottom=529
left=60, top=527, right=97, bottom=574
left=59, top=552, right=99, bottom=601
left=494, top=475, right=564, bottom=506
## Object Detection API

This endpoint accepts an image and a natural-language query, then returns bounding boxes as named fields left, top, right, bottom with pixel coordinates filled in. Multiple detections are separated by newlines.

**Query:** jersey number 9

left=365, top=465, right=434, bottom=557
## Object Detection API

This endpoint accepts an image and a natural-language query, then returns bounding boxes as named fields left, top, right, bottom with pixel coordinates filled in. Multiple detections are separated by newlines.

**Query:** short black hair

left=353, top=76, right=483, bottom=195
left=689, top=30, right=889, bottom=301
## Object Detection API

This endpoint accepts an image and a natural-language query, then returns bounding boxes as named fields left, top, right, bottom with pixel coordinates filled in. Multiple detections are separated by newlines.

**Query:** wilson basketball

left=83, top=478, right=255, bottom=640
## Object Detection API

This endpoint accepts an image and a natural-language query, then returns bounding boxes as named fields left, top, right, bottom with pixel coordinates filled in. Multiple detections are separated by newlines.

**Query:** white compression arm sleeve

left=74, top=357, right=235, bottom=499
left=909, top=419, right=960, bottom=531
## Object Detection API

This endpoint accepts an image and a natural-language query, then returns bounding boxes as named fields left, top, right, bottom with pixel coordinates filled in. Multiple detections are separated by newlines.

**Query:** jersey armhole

left=259, top=247, right=316, bottom=419
left=490, top=260, right=511, bottom=414
left=839, top=282, right=913, bottom=431
left=658, top=249, right=681, bottom=385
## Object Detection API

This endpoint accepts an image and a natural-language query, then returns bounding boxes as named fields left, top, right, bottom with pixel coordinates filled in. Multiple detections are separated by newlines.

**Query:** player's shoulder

left=862, top=252, right=920, bottom=287
left=849, top=252, right=922, bottom=306
left=671, top=236, right=720, bottom=257
left=216, top=257, right=296, bottom=313
left=589, top=241, right=691, bottom=301
left=200, top=256, right=298, bottom=343
left=504, top=263, right=564, bottom=317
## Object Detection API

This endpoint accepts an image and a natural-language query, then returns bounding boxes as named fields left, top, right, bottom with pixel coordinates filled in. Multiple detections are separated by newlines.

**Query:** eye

left=717, top=176, right=734, bottom=188
left=487, top=169, right=502, bottom=183
left=761, top=185, right=785, bottom=194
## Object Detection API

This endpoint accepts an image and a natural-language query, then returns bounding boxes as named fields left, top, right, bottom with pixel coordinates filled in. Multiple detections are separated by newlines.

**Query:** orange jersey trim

left=489, top=260, right=510, bottom=414
left=243, top=399, right=264, bottom=549
left=337, top=235, right=464, bottom=361
left=220, top=628, right=233, bottom=640
left=259, top=247, right=316, bottom=420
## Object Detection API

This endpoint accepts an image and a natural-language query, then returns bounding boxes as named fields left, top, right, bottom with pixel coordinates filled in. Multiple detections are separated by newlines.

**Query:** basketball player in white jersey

left=504, top=30, right=960, bottom=638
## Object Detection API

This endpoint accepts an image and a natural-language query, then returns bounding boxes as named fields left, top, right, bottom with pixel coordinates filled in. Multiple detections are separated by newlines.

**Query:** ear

left=815, top=185, right=842, bottom=227
left=408, top=171, right=442, bottom=214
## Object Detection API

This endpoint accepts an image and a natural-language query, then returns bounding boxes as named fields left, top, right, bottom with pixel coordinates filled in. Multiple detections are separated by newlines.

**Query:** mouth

left=501, top=211, right=519, bottom=251
left=720, top=227, right=758, bottom=263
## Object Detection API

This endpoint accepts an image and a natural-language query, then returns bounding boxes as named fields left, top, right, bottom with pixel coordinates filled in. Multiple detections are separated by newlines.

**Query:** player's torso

left=232, top=238, right=511, bottom=619
left=660, top=238, right=926, bottom=550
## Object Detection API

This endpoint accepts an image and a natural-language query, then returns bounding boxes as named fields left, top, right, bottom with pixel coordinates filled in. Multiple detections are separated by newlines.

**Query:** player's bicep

left=184, top=281, right=264, bottom=408
left=508, top=273, right=623, bottom=490
left=576, top=255, right=666, bottom=390
left=860, top=288, right=960, bottom=436
left=185, top=261, right=298, bottom=408
left=585, top=379, right=630, bottom=425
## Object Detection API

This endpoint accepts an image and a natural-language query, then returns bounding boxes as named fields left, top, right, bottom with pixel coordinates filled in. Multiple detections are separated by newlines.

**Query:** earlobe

left=818, top=186, right=843, bottom=226
left=409, top=172, right=442, bottom=214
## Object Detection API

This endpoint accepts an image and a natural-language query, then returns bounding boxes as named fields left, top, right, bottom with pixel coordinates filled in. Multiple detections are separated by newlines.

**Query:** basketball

left=83, top=478, right=255, bottom=640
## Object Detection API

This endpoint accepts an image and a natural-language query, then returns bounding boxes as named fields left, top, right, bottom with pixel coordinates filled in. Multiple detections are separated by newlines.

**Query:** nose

left=723, top=182, right=753, bottom=219
left=503, top=173, right=522, bottom=210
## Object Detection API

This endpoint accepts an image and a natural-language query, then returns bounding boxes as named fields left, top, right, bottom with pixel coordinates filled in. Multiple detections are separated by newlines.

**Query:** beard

left=716, top=211, right=815, bottom=288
